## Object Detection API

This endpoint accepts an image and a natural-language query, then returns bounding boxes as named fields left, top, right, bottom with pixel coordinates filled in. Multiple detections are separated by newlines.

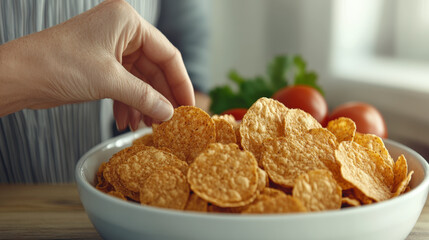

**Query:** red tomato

left=221, top=108, right=247, bottom=121
left=272, top=85, right=328, bottom=125
left=328, top=102, right=388, bottom=138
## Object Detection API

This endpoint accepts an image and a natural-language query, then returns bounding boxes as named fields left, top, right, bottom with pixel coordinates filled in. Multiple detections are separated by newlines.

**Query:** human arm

left=0, top=0, right=195, bottom=129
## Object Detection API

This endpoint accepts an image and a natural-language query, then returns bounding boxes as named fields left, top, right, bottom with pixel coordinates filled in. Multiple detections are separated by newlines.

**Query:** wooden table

left=0, top=184, right=100, bottom=239
left=1, top=184, right=429, bottom=240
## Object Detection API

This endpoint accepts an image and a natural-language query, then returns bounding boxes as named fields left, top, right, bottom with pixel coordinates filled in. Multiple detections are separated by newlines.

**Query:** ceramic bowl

left=75, top=128, right=429, bottom=240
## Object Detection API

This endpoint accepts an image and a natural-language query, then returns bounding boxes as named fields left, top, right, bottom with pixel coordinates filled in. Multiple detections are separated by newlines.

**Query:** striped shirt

left=0, top=0, right=210, bottom=183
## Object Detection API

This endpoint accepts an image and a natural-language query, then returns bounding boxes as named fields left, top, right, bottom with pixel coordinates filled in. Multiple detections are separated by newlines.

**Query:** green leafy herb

left=292, top=56, right=324, bottom=95
left=209, top=54, right=323, bottom=114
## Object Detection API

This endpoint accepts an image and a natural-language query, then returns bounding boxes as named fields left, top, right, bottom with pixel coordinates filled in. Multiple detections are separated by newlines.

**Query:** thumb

left=108, top=64, right=174, bottom=122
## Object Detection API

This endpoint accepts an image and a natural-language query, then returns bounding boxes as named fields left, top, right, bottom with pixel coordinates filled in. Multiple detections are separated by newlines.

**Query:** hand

left=0, top=0, right=195, bottom=130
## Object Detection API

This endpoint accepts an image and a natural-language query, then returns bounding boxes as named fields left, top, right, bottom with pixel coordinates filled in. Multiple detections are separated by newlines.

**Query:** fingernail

left=131, top=117, right=140, bottom=131
left=152, top=97, right=173, bottom=121
left=116, top=120, right=125, bottom=131
left=144, top=118, right=153, bottom=127
left=116, top=118, right=126, bottom=131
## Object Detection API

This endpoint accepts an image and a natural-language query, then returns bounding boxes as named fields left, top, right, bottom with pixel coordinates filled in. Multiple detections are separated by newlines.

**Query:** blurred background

left=207, top=0, right=429, bottom=159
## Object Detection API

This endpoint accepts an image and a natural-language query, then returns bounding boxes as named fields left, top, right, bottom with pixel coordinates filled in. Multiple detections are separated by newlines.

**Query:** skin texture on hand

left=0, top=0, right=195, bottom=130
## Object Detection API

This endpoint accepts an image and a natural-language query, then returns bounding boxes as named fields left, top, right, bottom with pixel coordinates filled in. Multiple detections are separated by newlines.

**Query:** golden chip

left=212, top=114, right=236, bottom=125
left=392, top=154, right=414, bottom=197
left=210, top=188, right=287, bottom=214
left=107, top=191, right=127, bottom=200
left=261, top=128, right=338, bottom=188
left=187, top=143, right=259, bottom=207
left=341, top=189, right=361, bottom=206
left=97, top=97, right=413, bottom=213
left=392, top=172, right=413, bottom=197
left=353, top=132, right=394, bottom=167
left=405, top=186, right=411, bottom=193
left=207, top=204, right=245, bottom=214
left=185, top=193, right=208, bottom=212
left=153, top=106, right=216, bottom=164
left=212, top=118, right=237, bottom=144
left=393, top=154, right=408, bottom=189
left=308, top=128, right=353, bottom=189
left=283, top=108, right=322, bottom=137
left=292, top=169, right=342, bottom=211
left=257, top=167, right=269, bottom=192
left=140, top=166, right=190, bottom=210
left=269, top=182, right=293, bottom=195
left=97, top=162, right=107, bottom=182
left=258, top=187, right=287, bottom=199
left=104, top=145, right=148, bottom=168
left=341, top=197, right=361, bottom=207
left=326, top=117, right=356, bottom=142
left=242, top=194, right=307, bottom=214
left=342, top=188, right=373, bottom=205
left=235, top=124, right=242, bottom=149
left=115, top=147, right=188, bottom=201
left=132, top=133, right=154, bottom=146
left=103, top=145, right=149, bottom=200
left=212, top=114, right=241, bottom=146
left=239, top=188, right=286, bottom=213
left=335, top=141, right=393, bottom=202
left=240, top=97, right=289, bottom=161
left=96, top=162, right=113, bottom=193
left=352, top=187, right=374, bottom=205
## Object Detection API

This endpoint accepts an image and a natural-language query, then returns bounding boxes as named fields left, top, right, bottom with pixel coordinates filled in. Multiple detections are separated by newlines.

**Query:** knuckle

left=102, top=0, right=134, bottom=20
left=171, top=47, right=182, bottom=62
left=135, top=83, right=154, bottom=112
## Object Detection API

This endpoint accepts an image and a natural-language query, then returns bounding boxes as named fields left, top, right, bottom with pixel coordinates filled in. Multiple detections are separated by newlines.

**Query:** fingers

left=109, top=62, right=174, bottom=126
left=113, top=101, right=129, bottom=131
left=113, top=101, right=142, bottom=131
left=140, top=23, right=195, bottom=107
left=128, top=108, right=142, bottom=131
left=133, top=55, right=178, bottom=108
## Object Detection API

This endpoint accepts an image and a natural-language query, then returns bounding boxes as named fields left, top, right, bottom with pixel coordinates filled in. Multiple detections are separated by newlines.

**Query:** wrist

left=0, top=39, right=34, bottom=116
left=0, top=31, right=63, bottom=116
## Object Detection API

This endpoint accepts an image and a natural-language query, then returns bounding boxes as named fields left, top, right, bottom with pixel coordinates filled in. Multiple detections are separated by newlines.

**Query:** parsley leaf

left=209, top=54, right=323, bottom=114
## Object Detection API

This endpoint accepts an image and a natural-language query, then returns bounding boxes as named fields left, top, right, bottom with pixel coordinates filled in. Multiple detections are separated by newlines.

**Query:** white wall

left=208, top=0, right=429, bottom=157
left=209, top=0, right=304, bottom=88
left=209, top=0, right=268, bottom=88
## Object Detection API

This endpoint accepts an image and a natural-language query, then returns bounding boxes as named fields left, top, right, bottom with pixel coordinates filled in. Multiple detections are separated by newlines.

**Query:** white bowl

left=75, top=128, right=429, bottom=240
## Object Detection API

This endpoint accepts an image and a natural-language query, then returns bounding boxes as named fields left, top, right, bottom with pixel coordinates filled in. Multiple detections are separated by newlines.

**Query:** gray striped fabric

left=0, top=102, right=102, bottom=183
left=0, top=0, right=159, bottom=183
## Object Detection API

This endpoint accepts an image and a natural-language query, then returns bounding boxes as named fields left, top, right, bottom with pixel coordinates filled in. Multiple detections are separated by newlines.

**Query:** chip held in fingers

left=153, top=106, right=216, bottom=164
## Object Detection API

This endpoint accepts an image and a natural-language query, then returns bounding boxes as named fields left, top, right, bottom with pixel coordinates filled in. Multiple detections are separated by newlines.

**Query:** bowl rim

left=75, top=129, right=429, bottom=221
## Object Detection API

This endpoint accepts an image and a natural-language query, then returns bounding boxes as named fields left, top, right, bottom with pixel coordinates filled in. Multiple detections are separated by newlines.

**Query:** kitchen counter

left=0, top=184, right=100, bottom=239
left=0, top=184, right=428, bottom=239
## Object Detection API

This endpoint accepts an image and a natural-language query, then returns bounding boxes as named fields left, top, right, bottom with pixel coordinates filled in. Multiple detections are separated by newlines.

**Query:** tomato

left=272, top=85, right=328, bottom=125
left=221, top=108, right=247, bottom=121
left=328, top=102, right=388, bottom=138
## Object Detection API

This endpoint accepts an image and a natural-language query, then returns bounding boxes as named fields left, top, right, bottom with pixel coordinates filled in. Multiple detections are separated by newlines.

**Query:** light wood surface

left=0, top=184, right=428, bottom=239
left=0, top=184, right=100, bottom=240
